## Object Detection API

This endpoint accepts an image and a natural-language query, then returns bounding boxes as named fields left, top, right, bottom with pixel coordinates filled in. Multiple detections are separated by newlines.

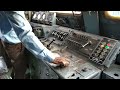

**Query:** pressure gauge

left=33, top=13, right=37, bottom=19
left=37, top=14, right=41, bottom=20
left=42, top=13, right=46, bottom=20
left=47, top=15, right=52, bottom=22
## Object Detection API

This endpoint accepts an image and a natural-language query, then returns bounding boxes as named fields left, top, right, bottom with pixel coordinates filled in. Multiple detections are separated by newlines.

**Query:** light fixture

left=105, top=11, right=120, bottom=20
left=49, top=11, right=81, bottom=15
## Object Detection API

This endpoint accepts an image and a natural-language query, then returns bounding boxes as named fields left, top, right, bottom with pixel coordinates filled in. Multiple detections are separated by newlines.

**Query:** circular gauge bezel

left=37, top=13, right=41, bottom=20
left=42, top=13, right=46, bottom=20
left=47, top=14, right=53, bottom=22
left=33, top=13, right=37, bottom=19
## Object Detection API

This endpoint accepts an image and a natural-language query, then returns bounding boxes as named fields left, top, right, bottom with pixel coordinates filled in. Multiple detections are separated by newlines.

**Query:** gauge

left=47, top=15, right=52, bottom=22
left=42, top=13, right=46, bottom=20
left=33, top=13, right=38, bottom=19
left=47, top=13, right=54, bottom=22
left=33, top=13, right=37, bottom=19
left=37, top=14, right=41, bottom=20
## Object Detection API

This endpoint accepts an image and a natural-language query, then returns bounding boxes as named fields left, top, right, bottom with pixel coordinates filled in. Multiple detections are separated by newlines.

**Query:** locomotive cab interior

left=0, top=11, right=120, bottom=79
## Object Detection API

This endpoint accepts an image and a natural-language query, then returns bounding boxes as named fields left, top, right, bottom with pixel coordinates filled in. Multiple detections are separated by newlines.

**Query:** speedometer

left=37, top=14, right=41, bottom=20
left=42, top=13, right=46, bottom=20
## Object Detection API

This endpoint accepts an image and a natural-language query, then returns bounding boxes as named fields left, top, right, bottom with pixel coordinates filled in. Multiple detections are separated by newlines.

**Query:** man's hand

left=52, top=53, right=70, bottom=67
left=52, top=57, right=70, bottom=67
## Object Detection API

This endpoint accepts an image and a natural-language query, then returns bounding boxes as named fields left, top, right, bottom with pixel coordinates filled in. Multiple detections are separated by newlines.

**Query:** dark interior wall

left=82, top=11, right=99, bottom=35
left=99, top=11, right=120, bottom=40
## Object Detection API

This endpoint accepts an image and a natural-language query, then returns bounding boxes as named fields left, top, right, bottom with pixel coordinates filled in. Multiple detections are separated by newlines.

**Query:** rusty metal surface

left=46, top=42, right=101, bottom=79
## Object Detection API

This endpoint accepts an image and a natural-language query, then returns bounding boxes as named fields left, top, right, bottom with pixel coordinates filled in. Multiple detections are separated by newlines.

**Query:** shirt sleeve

left=4, top=11, right=56, bottom=62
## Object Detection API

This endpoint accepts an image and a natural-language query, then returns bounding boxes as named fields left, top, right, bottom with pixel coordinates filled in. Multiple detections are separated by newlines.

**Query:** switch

left=103, top=49, right=108, bottom=52
left=81, top=68, right=87, bottom=72
left=98, top=60, right=103, bottom=64
left=97, top=50, right=101, bottom=53
left=46, top=72, right=49, bottom=76
left=99, top=55, right=104, bottom=59
left=97, top=47, right=102, bottom=51
left=101, top=52, right=106, bottom=55
left=100, top=45, right=104, bottom=48
left=95, top=53, right=99, bottom=57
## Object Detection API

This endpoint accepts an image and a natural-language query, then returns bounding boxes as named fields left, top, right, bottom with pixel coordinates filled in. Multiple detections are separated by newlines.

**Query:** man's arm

left=4, top=11, right=56, bottom=62
left=4, top=11, right=69, bottom=66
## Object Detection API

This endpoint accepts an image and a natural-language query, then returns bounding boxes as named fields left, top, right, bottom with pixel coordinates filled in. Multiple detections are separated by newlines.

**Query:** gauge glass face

left=48, top=15, right=52, bottom=21
left=33, top=13, right=37, bottom=19
left=42, top=14, right=46, bottom=20
left=37, top=14, right=41, bottom=20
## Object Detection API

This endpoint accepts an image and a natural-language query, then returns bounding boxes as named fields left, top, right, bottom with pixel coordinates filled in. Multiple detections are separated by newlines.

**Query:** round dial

left=33, top=13, right=37, bottom=19
left=42, top=13, right=46, bottom=20
left=37, top=14, right=41, bottom=20
left=47, top=14, right=53, bottom=22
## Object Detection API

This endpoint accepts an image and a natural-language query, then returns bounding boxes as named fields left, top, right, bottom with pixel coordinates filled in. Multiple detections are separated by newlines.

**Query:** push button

left=105, top=46, right=109, bottom=49
left=107, top=43, right=111, bottom=46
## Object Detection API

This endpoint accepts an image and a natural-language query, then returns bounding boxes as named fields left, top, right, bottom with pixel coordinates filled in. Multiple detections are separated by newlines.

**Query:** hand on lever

left=52, top=53, right=70, bottom=67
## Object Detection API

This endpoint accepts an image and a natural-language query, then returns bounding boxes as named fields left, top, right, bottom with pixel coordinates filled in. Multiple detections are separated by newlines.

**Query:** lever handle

left=47, top=38, right=55, bottom=48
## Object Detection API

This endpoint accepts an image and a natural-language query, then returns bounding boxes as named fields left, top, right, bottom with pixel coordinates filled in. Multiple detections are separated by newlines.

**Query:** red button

left=107, top=43, right=111, bottom=46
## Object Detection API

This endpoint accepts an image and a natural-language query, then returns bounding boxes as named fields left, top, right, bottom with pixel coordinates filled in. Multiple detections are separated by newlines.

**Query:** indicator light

left=107, top=43, right=111, bottom=46
left=105, top=46, right=109, bottom=49
left=100, top=45, right=104, bottom=48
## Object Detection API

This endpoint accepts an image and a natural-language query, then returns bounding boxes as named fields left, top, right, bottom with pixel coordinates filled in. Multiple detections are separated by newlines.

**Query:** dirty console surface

left=30, top=24, right=120, bottom=79
left=47, top=47, right=101, bottom=79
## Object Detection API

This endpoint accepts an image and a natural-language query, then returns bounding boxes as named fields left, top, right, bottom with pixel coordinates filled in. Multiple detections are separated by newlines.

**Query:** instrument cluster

left=32, top=11, right=54, bottom=25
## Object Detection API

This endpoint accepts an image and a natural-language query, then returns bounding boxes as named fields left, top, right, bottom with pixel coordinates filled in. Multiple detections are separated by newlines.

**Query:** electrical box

left=102, top=64, right=120, bottom=79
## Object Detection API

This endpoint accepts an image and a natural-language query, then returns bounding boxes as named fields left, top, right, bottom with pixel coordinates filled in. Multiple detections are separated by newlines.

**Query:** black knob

left=82, top=68, right=87, bottom=72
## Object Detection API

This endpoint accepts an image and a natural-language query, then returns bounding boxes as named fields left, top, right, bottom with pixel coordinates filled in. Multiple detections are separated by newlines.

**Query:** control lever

left=47, top=38, right=55, bottom=48
left=82, top=41, right=92, bottom=48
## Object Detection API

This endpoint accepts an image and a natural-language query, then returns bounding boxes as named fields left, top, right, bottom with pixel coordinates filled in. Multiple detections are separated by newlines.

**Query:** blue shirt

left=0, top=11, right=55, bottom=62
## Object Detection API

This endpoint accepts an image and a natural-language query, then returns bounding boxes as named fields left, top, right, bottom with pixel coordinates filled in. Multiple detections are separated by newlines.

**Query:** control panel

left=90, top=38, right=119, bottom=66
left=30, top=23, right=120, bottom=79
left=31, top=11, right=54, bottom=26
left=46, top=26, right=120, bottom=68
left=48, top=52, right=101, bottom=79
left=65, top=31, right=100, bottom=56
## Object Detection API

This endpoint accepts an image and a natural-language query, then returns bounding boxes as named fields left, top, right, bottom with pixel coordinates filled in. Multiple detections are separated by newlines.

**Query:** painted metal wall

left=56, top=13, right=85, bottom=31
left=82, top=11, right=99, bottom=35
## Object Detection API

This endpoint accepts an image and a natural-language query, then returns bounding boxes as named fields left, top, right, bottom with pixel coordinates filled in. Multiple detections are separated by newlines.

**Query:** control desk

left=31, top=23, right=120, bottom=79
